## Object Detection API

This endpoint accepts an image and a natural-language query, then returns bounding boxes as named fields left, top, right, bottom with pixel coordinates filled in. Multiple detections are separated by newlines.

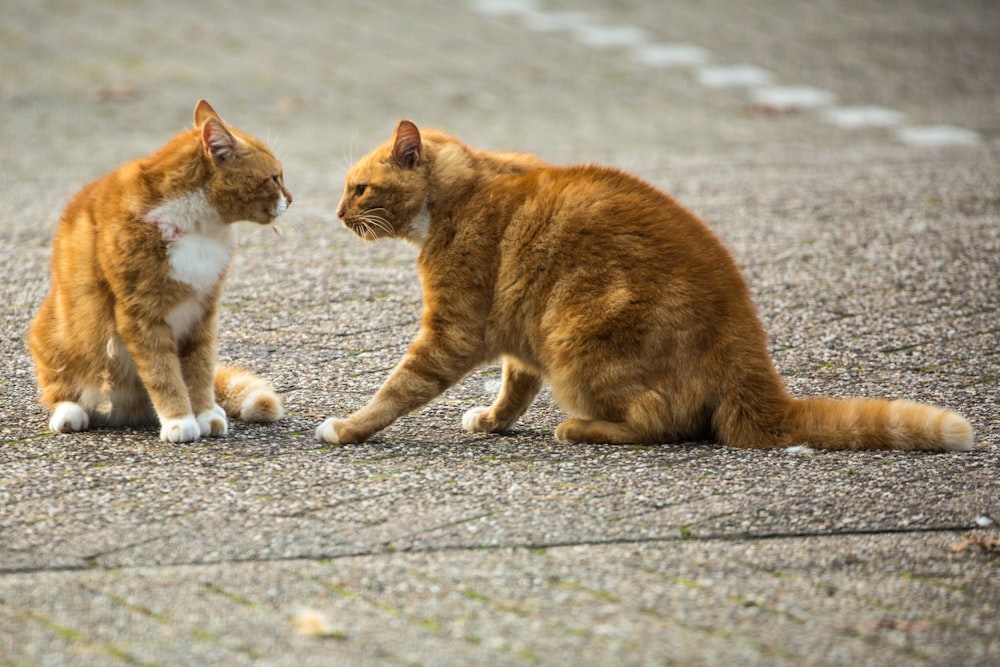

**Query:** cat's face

left=196, top=103, right=292, bottom=225
left=210, top=138, right=292, bottom=226
left=337, top=121, right=428, bottom=242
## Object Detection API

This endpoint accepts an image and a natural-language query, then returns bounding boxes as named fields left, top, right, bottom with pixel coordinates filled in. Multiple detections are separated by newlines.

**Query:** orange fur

left=316, top=120, right=974, bottom=452
left=29, top=100, right=288, bottom=442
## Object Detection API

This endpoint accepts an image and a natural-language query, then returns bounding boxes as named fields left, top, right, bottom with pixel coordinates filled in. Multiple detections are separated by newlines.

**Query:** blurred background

left=3, top=0, right=997, bottom=234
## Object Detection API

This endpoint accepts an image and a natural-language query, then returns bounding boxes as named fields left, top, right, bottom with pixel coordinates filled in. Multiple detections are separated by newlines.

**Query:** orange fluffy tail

left=213, top=365, right=284, bottom=423
left=782, top=396, right=974, bottom=451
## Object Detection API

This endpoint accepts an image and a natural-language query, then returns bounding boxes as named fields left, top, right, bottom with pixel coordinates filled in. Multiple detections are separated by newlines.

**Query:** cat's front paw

left=50, top=402, right=90, bottom=433
left=462, top=406, right=492, bottom=433
left=197, top=404, right=228, bottom=437
left=160, top=414, right=201, bottom=443
left=316, top=417, right=355, bottom=445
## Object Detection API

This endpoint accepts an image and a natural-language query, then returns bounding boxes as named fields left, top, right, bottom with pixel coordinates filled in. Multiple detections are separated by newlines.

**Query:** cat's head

left=337, top=120, right=432, bottom=243
left=195, top=100, right=292, bottom=225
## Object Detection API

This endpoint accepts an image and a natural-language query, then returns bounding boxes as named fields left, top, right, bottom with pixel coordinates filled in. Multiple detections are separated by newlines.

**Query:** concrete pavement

left=1, top=1, right=998, bottom=665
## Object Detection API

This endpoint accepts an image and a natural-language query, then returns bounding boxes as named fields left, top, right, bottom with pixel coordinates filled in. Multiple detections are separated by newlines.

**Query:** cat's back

left=54, top=155, right=149, bottom=242
left=508, top=164, right=733, bottom=272
left=49, top=161, right=150, bottom=281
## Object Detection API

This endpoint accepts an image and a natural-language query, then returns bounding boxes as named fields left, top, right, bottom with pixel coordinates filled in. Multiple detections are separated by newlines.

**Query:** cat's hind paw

left=462, top=406, right=492, bottom=433
left=50, top=402, right=89, bottom=433
left=197, top=404, right=228, bottom=437
left=160, top=414, right=201, bottom=443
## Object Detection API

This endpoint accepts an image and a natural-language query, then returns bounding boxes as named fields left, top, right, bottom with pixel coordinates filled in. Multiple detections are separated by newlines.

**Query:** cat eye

left=354, top=184, right=367, bottom=197
left=271, top=175, right=281, bottom=185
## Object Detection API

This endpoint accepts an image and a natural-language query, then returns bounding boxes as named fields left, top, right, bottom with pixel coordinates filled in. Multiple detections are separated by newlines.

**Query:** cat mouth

left=275, top=193, right=291, bottom=217
left=344, top=213, right=393, bottom=241
left=345, top=220, right=377, bottom=241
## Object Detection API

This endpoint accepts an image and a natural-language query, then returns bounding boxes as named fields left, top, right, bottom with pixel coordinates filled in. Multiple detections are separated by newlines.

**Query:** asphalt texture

left=2, top=1, right=999, bottom=665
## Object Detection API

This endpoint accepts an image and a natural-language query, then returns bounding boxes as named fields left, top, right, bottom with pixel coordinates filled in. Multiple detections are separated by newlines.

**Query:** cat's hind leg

left=551, top=383, right=696, bottom=445
left=42, top=384, right=104, bottom=434
left=554, top=417, right=658, bottom=444
left=49, top=402, right=90, bottom=433
left=32, top=345, right=93, bottom=433
left=463, top=357, right=543, bottom=433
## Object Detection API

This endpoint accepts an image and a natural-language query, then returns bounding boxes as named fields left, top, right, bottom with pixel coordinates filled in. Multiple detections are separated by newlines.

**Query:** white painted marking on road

left=522, top=10, right=591, bottom=32
left=750, top=86, right=836, bottom=110
left=467, top=1, right=979, bottom=149
left=574, top=24, right=647, bottom=49
left=822, top=106, right=907, bottom=128
left=696, top=64, right=773, bottom=88
left=633, top=43, right=710, bottom=67
left=469, top=0, right=537, bottom=16
left=894, top=124, right=980, bottom=147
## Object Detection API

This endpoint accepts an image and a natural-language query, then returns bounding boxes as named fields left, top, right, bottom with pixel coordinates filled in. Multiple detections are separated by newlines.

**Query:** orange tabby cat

left=29, top=100, right=290, bottom=443
left=317, top=120, right=974, bottom=452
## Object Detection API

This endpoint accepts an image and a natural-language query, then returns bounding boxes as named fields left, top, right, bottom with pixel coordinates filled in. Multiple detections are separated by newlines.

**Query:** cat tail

left=779, top=396, right=974, bottom=452
left=213, top=365, right=284, bottom=423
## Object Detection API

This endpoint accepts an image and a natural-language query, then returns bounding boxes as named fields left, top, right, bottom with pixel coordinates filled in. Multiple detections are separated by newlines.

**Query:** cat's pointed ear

left=201, top=118, right=239, bottom=164
left=193, top=99, right=222, bottom=128
left=391, top=120, right=422, bottom=169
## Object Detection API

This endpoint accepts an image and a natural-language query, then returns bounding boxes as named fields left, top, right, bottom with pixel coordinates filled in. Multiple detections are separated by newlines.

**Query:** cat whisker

left=362, top=222, right=380, bottom=241
left=341, top=139, right=356, bottom=172
left=266, top=129, right=285, bottom=156
left=361, top=207, right=393, bottom=236
left=351, top=218, right=377, bottom=241
left=361, top=214, right=393, bottom=237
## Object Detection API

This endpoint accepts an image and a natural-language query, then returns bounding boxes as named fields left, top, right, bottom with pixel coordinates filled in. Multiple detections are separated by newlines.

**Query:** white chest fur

left=145, top=189, right=235, bottom=340
left=145, top=189, right=236, bottom=295
left=168, top=232, right=235, bottom=294
left=407, top=199, right=432, bottom=246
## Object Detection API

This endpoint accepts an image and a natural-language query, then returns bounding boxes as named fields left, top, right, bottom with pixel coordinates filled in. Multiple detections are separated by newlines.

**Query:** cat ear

left=391, top=120, right=422, bottom=169
left=193, top=99, right=222, bottom=127
left=201, top=118, right=239, bottom=164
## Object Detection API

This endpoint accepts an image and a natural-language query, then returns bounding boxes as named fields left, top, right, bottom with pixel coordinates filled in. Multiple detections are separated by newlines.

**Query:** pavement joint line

left=468, top=0, right=981, bottom=146
left=1, top=523, right=986, bottom=577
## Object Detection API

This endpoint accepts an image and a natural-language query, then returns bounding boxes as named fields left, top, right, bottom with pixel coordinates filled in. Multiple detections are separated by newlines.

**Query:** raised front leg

left=463, top=356, right=543, bottom=434
left=316, top=328, right=482, bottom=446
left=115, top=305, right=200, bottom=443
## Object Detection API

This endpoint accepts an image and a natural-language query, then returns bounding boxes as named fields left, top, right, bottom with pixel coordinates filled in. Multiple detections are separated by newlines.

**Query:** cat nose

left=336, top=205, right=345, bottom=219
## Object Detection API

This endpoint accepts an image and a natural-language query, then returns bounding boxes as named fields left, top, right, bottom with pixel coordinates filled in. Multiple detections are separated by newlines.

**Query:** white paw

left=462, top=406, right=491, bottom=433
left=160, top=414, right=201, bottom=443
left=50, top=402, right=89, bottom=433
left=315, top=417, right=343, bottom=444
left=197, top=404, right=228, bottom=437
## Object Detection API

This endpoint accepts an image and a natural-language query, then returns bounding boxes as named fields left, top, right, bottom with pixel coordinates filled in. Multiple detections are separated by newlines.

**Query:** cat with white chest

left=30, top=100, right=290, bottom=442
